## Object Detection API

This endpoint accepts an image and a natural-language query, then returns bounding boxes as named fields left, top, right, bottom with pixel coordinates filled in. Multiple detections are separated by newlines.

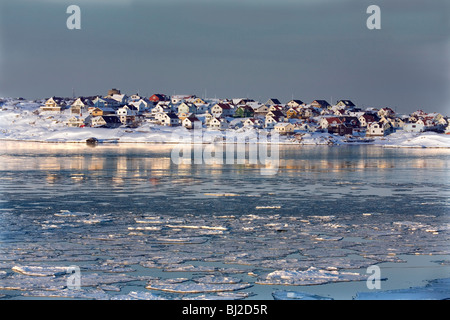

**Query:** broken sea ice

left=256, top=267, right=366, bottom=285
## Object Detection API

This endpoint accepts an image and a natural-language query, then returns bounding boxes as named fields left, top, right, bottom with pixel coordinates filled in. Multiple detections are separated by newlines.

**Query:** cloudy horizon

left=0, top=0, right=449, bottom=114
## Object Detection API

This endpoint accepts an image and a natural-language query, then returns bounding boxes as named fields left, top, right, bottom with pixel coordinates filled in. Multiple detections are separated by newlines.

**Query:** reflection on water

left=0, top=141, right=449, bottom=213
left=0, top=141, right=449, bottom=299
left=1, top=142, right=449, bottom=173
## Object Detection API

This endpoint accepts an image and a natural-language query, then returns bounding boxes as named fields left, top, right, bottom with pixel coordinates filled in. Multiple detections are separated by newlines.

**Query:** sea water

left=0, top=141, right=449, bottom=299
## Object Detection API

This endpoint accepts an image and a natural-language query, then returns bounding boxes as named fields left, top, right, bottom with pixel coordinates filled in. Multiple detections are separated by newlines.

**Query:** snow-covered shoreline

left=1, top=99, right=449, bottom=148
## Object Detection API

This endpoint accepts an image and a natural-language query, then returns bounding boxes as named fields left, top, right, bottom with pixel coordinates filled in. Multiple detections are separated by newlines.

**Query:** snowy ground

left=1, top=98, right=449, bottom=148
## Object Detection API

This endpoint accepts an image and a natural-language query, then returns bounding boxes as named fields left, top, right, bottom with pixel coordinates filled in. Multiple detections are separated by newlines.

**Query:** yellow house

left=286, top=107, right=299, bottom=119
left=192, top=98, right=206, bottom=105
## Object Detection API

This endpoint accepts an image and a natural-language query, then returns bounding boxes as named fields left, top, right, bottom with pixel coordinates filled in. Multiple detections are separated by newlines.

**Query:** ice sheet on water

left=23, top=288, right=110, bottom=300
left=67, top=273, right=138, bottom=287
left=354, top=278, right=450, bottom=300
left=81, top=264, right=135, bottom=273
left=272, top=290, right=333, bottom=300
left=314, top=257, right=379, bottom=270
left=193, top=275, right=242, bottom=284
left=163, top=264, right=218, bottom=273
left=12, top=265, right=68, bottom=277
left=314, top=235, right=343, bottom=241
left=154, top=236, right=209, bottom=244
left=258, top=259, right=314, bottom=270
left=111, top=291, right=167, bottom=300
left=0, top=274, right=66, bottom=291
left=184, top=292, right=252, bottom=300
left=256, top=267, right=366, bottom=286
left=146, top=279, right=252, bottom=293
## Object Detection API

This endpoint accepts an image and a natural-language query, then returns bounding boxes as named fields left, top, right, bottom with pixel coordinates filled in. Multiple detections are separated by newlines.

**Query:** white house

left=209, top=117, right=229, bottom=130
left=109, top=94, right=128, bottom=106
left=129, top=99, right=151, bottom=113
left=286, top=100, right=304, bottom=108
left=151, top=105, right=170, bottom=118
left=403, top=122, right=425, bottom=133
left=41, top=97, right=64, bottom=112
left=265, top=115, right=280, bottom=129
left=161, top=113, right=180, bottom=127
left=320, top=117, right=343, bottom=129
left=71, top=98, right=92, bottom=114
left=243, top=118, right=263, bottom=128
left=91, top=115, right=122, bottom=128
left=177, top=102, right=197, bottom=115
left=254, top=105, right=270, bottom=116
left=358, top=114, right=378, bottom=127
left=117, top=105, right=138, bottom=125
left=366, top=121, right=390, bottom=136
left=171, top=95, right=195, bottom=104
left=211, top=103, right=234, bottom=118
left=182, top=115, right=202, bottom=129
left=66, top=115, right=91, bottom=127
left=274, top=123, right=295, bottom=135
left=117, top=105, right=138, bottom=117
left=195, top=104, right=210, bottom=114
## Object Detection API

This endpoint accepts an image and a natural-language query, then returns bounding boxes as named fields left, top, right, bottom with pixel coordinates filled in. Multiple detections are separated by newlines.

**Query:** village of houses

left=1, top=88, right=450, bottom=145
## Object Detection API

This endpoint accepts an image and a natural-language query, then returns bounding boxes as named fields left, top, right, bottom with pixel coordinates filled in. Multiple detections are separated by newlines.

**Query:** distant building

left=403, top=122, right=425, bottom=133
left=311, top=100, right=331, bottom=109
left=336, top=100, right=355, bottom=109
left=265, top=98, right=281, bottom=105
left=40, top=97, right=65, bottom=112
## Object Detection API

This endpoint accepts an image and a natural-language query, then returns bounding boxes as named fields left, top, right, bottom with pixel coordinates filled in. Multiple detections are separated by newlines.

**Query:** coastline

left=1, top=136, right=449, bottom=148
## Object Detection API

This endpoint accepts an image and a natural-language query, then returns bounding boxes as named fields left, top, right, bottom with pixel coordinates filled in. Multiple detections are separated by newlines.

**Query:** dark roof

left=269, top=110, right=284, bottom=117
left=102, top=115, right=121, bottom=123
left=312, top=100, right=330, bottom=107
left=266, top=98, right=281, bottom=105
left=337, top=100, right=355, bottom=107
left=216, top=103, right=232, bottom=109
left=166, top=113, right=179, bottom=119
left=186, top=115, right=200, bottom=122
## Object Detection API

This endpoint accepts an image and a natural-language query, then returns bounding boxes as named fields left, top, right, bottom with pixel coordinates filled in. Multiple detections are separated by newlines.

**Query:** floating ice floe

left=111, top=291, right=167, bottom=300
left=146, top=279, right=252, bottom=293
left=193, top=275, right=242, bottom=284
left=256, top=267, right=366, bottom=286
left=0, top=274, right=66, bottom=291
left=23, top=288, right=110, bottom=300
left=313, top=235, right=343, bottom=241
left=183, top=291, right=252, bottom=300
left=203, top=193, right=240, bottom=197
left=354, top=278, right=450, bottom=300
left=12, top=265, right=68, bottom=277
left=163, top=265, right=218, bottom=273
left=154, top=236, right=209, bottom=244
left=166, top=224, right=228, bottom=231
left=127, top=226, right=162, bottom=231
left=272, top=290, right=333, bottom=300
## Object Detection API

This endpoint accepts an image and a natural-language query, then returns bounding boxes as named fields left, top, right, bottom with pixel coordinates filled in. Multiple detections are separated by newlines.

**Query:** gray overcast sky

left=0, top=0, right=449, bottom=115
